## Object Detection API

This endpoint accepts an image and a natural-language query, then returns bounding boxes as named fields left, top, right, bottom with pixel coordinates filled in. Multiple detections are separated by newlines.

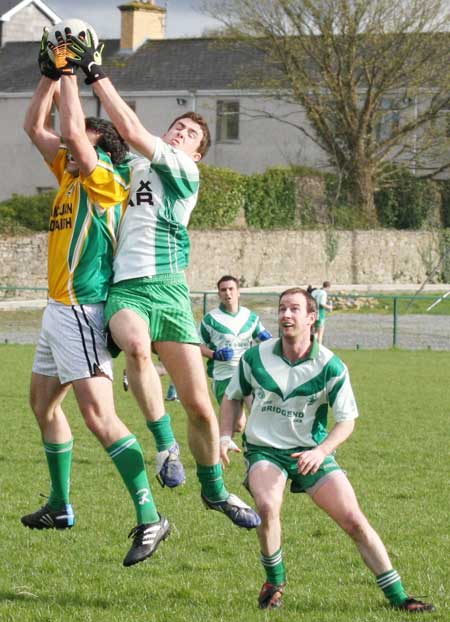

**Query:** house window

left=376, top=98, right=400, bottom=142
left=216, top=100, right=240, bottom=141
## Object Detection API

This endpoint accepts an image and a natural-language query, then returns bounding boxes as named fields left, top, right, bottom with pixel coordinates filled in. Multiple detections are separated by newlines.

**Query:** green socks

left=147, top=413, right=176, bottom=451
left=261, top=548, right=286, bottom=585
left=376, top=569, right=408, bottom=606
left=107, top=434, right=159, bottom=524
left=44, top=439, right=73, bottom=510
left=196, top=463, right=228, bottom=502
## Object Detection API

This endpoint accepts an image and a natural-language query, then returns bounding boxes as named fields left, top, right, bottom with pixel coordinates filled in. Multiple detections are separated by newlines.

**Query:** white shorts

left=32, top=301, right=113, bottom=384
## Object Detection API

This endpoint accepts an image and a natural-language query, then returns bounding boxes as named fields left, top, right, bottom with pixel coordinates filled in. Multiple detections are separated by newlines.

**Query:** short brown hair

left=168, top=112, right=211, bottom=158
left=217, top=275, right=239, bottom=290
left=279, top=287, right=317, bottom=314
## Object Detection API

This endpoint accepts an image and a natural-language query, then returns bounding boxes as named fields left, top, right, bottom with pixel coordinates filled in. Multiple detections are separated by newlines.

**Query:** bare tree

left=200, top=0, right=450, bottom=225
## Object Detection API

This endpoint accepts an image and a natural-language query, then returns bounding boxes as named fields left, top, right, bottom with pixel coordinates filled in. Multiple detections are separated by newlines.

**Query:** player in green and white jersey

left=310, top=281, right=332, bottom=344
left=220, top=288, right=434, bottom=613
left=200, top=275, right=272, bottom=431
left=67, top=33, right=261, bottom=532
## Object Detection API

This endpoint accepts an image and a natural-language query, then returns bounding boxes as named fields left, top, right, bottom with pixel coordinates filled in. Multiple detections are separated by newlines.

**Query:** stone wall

left=0, top=229, right=442, bottom=296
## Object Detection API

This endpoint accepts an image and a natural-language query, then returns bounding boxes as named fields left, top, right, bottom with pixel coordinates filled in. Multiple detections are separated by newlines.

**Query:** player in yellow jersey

left=20, top=33, right=168, bottom=568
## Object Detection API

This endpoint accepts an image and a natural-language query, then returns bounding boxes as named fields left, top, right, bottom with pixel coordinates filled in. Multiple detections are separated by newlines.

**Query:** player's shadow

left=0, top=589, right=111, bottom=609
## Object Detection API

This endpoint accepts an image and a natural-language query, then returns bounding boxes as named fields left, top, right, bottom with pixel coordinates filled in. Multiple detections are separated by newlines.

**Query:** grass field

left=0, top=345, right=448, bottom=622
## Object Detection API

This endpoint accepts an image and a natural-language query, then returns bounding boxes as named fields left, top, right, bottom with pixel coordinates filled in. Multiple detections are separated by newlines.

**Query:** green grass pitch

left=0, top=345, right=448, bottom=621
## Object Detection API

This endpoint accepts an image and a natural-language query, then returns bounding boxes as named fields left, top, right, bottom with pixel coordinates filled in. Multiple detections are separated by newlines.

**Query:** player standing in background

left=66, top=32, right=261, bottom=530
left=311, top=281, right=332, bottom=344
left=200, top=275, right=272, bottom=433
left=21, top=33, right=167, bottom=568
left=220, top=287, right=435, bottom=612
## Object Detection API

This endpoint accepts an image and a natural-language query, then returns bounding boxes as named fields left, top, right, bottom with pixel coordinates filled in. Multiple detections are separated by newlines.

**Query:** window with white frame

left=216, top=100, right=240, bottom=142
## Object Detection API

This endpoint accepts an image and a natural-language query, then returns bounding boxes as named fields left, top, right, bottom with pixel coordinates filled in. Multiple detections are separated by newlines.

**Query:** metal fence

left=1, top=287, right=449, bottom=350
left=192, top=291, right=450, bottom=351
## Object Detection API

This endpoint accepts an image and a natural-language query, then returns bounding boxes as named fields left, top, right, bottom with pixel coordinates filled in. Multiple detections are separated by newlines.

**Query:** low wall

left=0, top=229, right=442, bottom=295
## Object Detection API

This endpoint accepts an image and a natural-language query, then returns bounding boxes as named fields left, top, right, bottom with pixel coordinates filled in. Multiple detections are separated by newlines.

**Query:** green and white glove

left=67, top=30, right=106, bottom=84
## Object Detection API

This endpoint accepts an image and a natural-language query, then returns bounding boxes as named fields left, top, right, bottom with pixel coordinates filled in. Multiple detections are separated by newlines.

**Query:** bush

left=0, top=191, right=55, bottom=232
left=375, top=166, right=439, bottom=229
left=190, top=164, right=246, bottom=229
left=438, top=180, right=450, bottom=227
left=244, top=167, right=296, bottom=228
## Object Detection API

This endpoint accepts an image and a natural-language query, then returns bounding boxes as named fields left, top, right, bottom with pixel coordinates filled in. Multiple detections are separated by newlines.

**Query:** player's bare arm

left=291, top=419, right=355, bottom=475
left=219, top=395, right=242, bottom=466
left=24, top=77, right=60, bottom=164
left=60, top=75, right=98, bottom=177
left=93, top=79, right=158, bottom=160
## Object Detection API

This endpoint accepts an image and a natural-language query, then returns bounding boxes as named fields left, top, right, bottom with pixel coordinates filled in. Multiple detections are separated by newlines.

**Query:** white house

left=0, top=0, right=327, bottom=201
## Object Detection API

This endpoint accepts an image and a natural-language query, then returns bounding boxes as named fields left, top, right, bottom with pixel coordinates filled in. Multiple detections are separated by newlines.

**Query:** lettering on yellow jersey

left=129, top=180, right=154, bottom=207
left=50, top=202, right=73, bottom=231
left=50, top=217, right=72, bottom=231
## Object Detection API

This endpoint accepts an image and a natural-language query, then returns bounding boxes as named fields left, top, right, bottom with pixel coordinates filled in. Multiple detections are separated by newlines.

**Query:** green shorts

left=244, top=441, right=341, bottom=494
left=212, top=377, right=231, bottom=405
left=314, top=318, right=325, bottom=329
left=105, top=274, right=200, bottom=345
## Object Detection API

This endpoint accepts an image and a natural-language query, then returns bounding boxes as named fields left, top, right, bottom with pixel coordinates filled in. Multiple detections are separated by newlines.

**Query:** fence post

left=393, top=296, right=398, bottom=348
left=203, top=292, right=207, bottom=316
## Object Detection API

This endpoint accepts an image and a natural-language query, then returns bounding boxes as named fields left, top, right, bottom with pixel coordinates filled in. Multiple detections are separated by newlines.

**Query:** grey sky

left=46, top=1, right=220, bottom=39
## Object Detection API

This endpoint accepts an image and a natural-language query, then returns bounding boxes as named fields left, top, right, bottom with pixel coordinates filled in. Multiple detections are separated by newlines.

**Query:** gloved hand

left=258, top=329, right=272, bottom=341
left=67, top=30, right=106, bottom=84
left=47, top=28, right=78, bottom=75
left=38, top=27, right=61, bottom=81
left=213, top=347, right=234, bottom=361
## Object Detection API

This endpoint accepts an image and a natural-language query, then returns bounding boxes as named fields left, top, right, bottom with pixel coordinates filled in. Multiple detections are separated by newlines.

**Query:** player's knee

left=124, top=338, right=151, bottom=366
left=340, top=511, right=367, bottom=539
left=257, top=499, right=280, bottom=522
left=183, top=396, right=214, bottom=424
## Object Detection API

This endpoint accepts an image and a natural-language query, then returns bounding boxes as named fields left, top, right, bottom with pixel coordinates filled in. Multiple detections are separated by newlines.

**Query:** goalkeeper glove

left=257, top=329, right=272, bottom=341
left=68, top=30, right=106, bottom=84
left=213, top=347, right=234, bottom=362
left=38, top=27, right=61, bottom=81
left=47, top=28, right=78, bottom=75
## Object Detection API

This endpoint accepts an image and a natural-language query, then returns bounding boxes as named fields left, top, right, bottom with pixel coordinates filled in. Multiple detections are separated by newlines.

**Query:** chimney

left=119, top=1, right=166, bottom=52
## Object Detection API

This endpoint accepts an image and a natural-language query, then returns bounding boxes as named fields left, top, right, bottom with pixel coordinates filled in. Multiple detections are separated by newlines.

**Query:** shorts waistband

left=117, top=272, right=187, bottom=286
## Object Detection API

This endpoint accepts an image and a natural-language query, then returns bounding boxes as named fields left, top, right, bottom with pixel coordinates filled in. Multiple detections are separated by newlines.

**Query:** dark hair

left=168, top=111, right=211, bottom=158
left=323, top=281, right=331, bottom=288
left=306, top=285, right=316, bottom=294
left=85, top=117, right=129, bottom=165
left=279, top=287, right=317, bottom=314
left=217, top=275, right=239, bottom=289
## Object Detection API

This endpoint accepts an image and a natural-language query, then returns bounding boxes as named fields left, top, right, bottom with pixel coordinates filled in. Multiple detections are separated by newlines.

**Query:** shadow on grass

left=0, top=589, right=111, bottom=609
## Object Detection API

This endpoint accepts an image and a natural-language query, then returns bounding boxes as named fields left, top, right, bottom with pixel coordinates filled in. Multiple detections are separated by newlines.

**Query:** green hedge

left=244, top=167, right=296, bottom=228
left=375, top=166, right=440, bottom=229
left=189, top=164, right=245, bottom=228
left=0, top=191, right=55, bottom=232
left=438, top=180, right=450, bottom=227
left=0, top=165, right=447, bottom=233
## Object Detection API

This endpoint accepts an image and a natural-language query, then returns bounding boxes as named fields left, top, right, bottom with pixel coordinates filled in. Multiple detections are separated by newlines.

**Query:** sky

left=46, top=0, right=221, bottom=39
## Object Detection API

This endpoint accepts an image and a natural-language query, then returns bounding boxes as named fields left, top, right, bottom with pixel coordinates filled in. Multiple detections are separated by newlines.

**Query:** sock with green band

left=197, top=463, right=229, bottom=502
left=107, top=434, right=159, bottom=524
left=146, top=413, right=176, bottom=451
left=261, top=548, right=286, bottom=585
left=376, top=569, right=408, bottom=606
left=44, top=438, right=73, bottom=510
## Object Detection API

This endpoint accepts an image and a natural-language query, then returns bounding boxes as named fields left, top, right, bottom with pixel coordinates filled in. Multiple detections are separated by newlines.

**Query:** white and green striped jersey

left=113, top=138, right=200, bottom=282
left=226, top=338, right=358, bottom=449
left=312, top=288, right=327, bottom=320
left=200, top=305, right=267, bottom=380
